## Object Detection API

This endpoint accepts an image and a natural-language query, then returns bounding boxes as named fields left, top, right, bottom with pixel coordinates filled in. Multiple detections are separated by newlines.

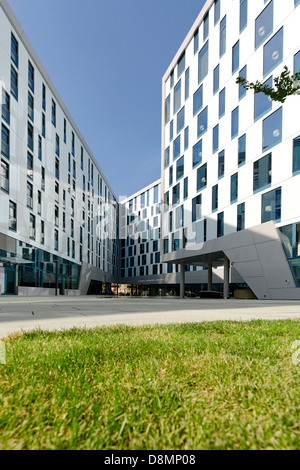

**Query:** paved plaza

left=0, top=296, right=300, bottom=338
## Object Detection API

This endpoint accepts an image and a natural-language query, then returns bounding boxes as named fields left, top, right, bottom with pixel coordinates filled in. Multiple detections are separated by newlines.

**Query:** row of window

left=165, top=106, right=284, bottom=214
left=9, top=31, right=114, bottom=205
left=4, top=196, right=115, bottom=267
left=127, top=186, right=160, bottom=213
left=165, top=31, right=299, bottom=174
left=164, top=0, right=299, bottom=197
left=163, top=185, right=281, bottom=254
left=168, top=0, right=298, bottom=99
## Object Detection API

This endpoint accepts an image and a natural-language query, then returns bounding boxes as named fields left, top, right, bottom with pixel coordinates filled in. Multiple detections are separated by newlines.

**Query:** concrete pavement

left=0, top=296, right=300, bottom=338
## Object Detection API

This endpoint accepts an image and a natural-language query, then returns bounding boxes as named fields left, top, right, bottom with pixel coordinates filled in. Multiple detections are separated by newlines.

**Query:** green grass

left=0, top=320, right=300, bottom=450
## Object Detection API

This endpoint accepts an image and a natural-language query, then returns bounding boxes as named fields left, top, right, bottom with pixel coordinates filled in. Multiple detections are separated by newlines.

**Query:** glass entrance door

left=5, top=267, right=16, bottom=295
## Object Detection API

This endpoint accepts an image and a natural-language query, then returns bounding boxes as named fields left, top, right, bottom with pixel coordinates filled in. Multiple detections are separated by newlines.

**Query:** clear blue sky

left=7, top=0, right=206, bottom=198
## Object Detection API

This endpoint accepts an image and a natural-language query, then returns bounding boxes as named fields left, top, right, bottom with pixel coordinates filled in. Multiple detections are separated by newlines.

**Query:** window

left=238, top=134, right=246, bottom=166
left=1, top=124, right=9, bottom=159
left=218, top=150, right=225, bottom=178
left=174, top=80, right=181, bottom=114
left=214, top=0, right=220, bottom=25
left=55, top=158, right=59, bottom=180
left=55, top=205, right=59, bottom=227
left=197, top=163, right=207, bottom=192
left=253, top=153, right=272, bottom=193
left=176, top=156, right=184, bottom=181
left=213, top=65, right=220, bottom=94
left=153, top=185, right=159, bottom=203
left=217, top=212, right=224, bottom=237
left=295, top=51, right=300, bottom=74
left=240, top=0, right=248, bottom=32
left=212, top=184, right=218, bottom=212
left=193, top=85, right=203, bottom=115
left=185, top=68, right=189, bottom=101
left=38, top=135, right=42, bottom=161
left=28, top=61, right=34, bottom=93
left=175, top=205, right=184, bottom=229
left=164, top=147, right=170, bottom=168
left=231, top=173, right=238, bottom=203
left=56, top=134, right=60, bottom=156
left=27, top=152, right=33, bottom=179
left=193, top=140, right=202, bottom=168
left=172, top=232, right=181, bottom=252
left=64, top=118, right=67, bottom=144
left=52, top=100, right=56, bottom=127
left=42, top=113, right=46, bottom=138
left=231, top=107, right=239, bottom=139
left=262, top=107, right=282, bottom=152
left=42, top=83, right=46, bottom=111
left=81, top=147, right=84, bottom=170
left=219, top=88, right=225, bottom=118
left=41, top=220, right=45, bottom=245
left=238, top=66, right=247, bottom=100
left=164, top=237, right=169, bottom=254
left=237, top=203, right=245, bottom=231
left=28, top=93, right=34, bottom=121
left=54, top=229, right=59, bottom=251
left=213, top=125, right=219, bottom=153
left=203, top=13, right=209, bottom=41
left=261, top=187, right=281, bottom=223
left=27, top=122, right=34, bottom=151
left=177, top=53, right=185, bottom=78
left=2, top=89, right=10, bottom=124
left=165, top=95, right=170, bottom=124
left=194, top=30, right=199, bottom=55
left=170, top=120, right=173, bottom=142
left=232, top=41, right=239, bottom=74
left=184, top=127, right=189, bottom=150
left=293, top=136, right=300, bottom=174
left=254, top=77, right=272, bottom=120
left=177, top=107, right=185, bottom=134
left=72, top=132, right=75, bottom=156
left=184, top=177, right=188, bottom=199
left=11, top=33, right=18, bottom=68
left=27, top=182, right=33, bottom=209
left=197, top=107, right=208, bottom=138
left=29, top=214, right=36, bottom=240
left=172, top=183, right=180, bottom=206
left=173, top=136, right=181, bottom=161
left=255, top=0, right=273, bottom=49
left=10, top=66, right=18, bottom=101
left=1, top=159, right=9, bottom=193
left=220, top=16, right=226, bottom=58
left=170, top=70, right=174, bottom=88
left=263, top=28, right=283, bottom=77
left=198, top=41, right=209, bottom=83
left=41, top=166, right=45, bottom=191
left=37, top=190, right=41, bottom=214
left=192, top=195, right=202, bottom=222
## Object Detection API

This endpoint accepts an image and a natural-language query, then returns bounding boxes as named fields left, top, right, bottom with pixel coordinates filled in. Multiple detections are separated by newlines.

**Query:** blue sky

left=7, top=0, right=206, bottom=198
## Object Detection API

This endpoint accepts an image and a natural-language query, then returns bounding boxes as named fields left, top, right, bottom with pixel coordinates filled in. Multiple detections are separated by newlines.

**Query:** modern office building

left=161, top=0, right=300, bottom=300
left=120, top=179, right=247, bottom=297
left=1, top=0, right=300, bottom=300
left=0, top=0, right=119, bottom=296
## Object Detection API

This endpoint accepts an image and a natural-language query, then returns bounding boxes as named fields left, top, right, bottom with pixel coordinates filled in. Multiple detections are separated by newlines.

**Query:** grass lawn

left=0, top=320, right=299, bottom=450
